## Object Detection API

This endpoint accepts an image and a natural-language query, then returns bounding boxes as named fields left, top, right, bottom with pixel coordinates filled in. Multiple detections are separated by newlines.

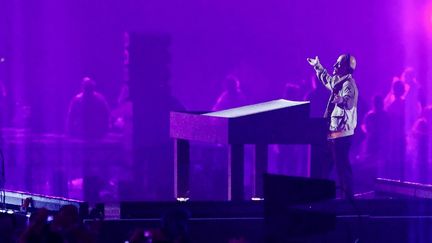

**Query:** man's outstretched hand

left=307, top=56, right=320, bottom=66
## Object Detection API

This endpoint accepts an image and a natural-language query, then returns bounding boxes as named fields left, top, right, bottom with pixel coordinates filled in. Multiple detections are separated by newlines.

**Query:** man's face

left=333, top=55, right=348, bottom=76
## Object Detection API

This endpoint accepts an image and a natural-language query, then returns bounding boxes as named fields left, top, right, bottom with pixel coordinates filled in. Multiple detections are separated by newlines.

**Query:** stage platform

left=85, top=198, right=432, bottom=243
left=4, top=178, right=432, bottom=242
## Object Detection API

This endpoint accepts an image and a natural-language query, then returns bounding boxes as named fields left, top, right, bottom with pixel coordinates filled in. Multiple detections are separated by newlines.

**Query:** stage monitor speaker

left=264, top=174, right=336, bottom=241
left=264, top=173, right=335, bottom=205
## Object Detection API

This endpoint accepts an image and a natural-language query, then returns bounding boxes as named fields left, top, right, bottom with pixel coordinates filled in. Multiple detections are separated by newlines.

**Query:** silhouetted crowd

left=0, top=205, right=197, bottom=243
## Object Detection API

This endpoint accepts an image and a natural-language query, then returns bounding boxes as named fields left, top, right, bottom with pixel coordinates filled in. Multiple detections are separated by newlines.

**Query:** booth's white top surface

left=203, top=99, right=309, bottom=118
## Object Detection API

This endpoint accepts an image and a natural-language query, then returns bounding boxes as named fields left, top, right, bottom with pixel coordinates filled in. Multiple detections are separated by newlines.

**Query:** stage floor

left=88, top=198, right=432, bottom=243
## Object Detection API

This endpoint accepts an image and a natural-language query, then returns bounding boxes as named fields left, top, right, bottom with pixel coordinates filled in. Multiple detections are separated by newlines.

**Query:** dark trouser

left=322, top=136, right=353, bottom=199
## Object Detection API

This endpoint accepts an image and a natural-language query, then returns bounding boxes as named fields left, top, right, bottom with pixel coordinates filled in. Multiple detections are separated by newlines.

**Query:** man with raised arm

left=307, top=54, right=358, bottom=199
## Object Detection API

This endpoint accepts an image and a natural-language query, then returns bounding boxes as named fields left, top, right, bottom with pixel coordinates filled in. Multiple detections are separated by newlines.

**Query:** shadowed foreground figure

left=307, top=54, right=359, bottom=199
left=129, top=208, right=191, bottom=243
left=20, top=206, right=94, bottom=243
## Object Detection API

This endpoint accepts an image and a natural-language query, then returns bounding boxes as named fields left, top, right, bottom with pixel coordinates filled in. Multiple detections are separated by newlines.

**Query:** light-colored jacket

left=314, top=63, right=358, bottom=139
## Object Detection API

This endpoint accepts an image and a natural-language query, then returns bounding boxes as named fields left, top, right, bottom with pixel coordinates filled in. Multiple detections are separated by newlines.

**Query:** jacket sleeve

left=314, top=63, right=333, bottom=91
left=338, top=79, right=355, bottom=110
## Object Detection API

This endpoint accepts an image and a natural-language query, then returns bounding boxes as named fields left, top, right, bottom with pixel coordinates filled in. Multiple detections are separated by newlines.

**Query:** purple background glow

left=4, top=0, right=431, bottom=114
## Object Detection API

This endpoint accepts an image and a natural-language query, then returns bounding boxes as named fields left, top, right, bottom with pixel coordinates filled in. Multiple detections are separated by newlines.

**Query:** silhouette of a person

left=212, top=75, right=247, bottom=111
left=66, top=77, right=110, bottom=140
left=386, top=80, right=406, bottom=180
left=361, top=95, right=390, bottom=187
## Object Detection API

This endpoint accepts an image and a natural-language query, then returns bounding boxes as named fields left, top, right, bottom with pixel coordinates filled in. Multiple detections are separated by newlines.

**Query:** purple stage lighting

left=429, top=10, right=432, bottom=28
